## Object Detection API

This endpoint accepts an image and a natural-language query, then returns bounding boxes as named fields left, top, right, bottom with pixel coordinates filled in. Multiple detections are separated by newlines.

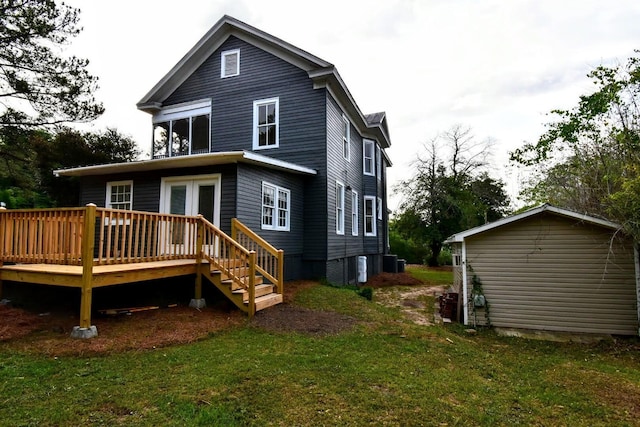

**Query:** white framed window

left=336, top=181, right=345, bottom=235
left=106, top=181, right=133, bottom=210
left=376, top=145, right=382, bottom=180
left=262, top=182, right=290, bottom=231
left=152, top=100, right=211, bottom=158
left=363, top=139, right=375, bottom=176
left=364, top=196, right=376, bottom=237
left=253, top=97, right=279, bottom=150
left=377, top=197, right=383, bottom=220
left=221, top=49, right=240, bottom=78
left=351, top=190, right=359, bottom=236
left=342, top=115, right=350, bottom=161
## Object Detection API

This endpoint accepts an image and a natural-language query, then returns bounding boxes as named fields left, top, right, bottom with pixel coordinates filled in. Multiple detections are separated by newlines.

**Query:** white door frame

left=159, top=174, right=222, bottom=254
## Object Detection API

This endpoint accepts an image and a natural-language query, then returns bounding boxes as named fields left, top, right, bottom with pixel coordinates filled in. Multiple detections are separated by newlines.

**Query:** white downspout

left=461, top=241, right=468, bottom=326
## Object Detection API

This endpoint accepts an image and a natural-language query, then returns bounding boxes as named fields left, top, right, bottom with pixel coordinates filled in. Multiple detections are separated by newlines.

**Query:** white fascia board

left=444, top=204, right=622, bottom=243
left=241, top=151, right=316, bottom=175
left=138, top=15, right=331, bottom=111
left=54, top=151, right=317, bottom=177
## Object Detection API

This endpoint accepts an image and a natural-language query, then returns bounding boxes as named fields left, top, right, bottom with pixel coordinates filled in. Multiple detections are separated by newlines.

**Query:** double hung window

left=262, top=182, right=290, bottom=231
left=342, top=115, right=350, bottom=161
left=336, top=181, right=345, bottom=235
left=106, top=181, right=133, bottom=210
left=363, top=139, right=375, bottom=176
left=364, top=196, right=376, bottom=236
left=253, top=98, right=279, bottom=149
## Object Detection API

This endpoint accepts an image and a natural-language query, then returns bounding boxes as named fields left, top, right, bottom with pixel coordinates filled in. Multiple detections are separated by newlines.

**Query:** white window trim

left=376, top=145, right=382, bottom=180
left=252, top=97, right=280, bottom=150
left=377, top=197, right=383, bottom=220
left=364, top=196, right=377, bottom=237
left=261, top=181, right=290, bottom=232
left=106, top=180, right=133, bottom=210
left=152, top=99, right=212, bottom=157
left=221, top=49, right=240, bottom=78
left=342, top=115, right=350, bottom=161
left=363, top=139, right=375, bottom=176
left=351, top=190, right=359, bottom=236
left=336, top=180, right=345, bottom=235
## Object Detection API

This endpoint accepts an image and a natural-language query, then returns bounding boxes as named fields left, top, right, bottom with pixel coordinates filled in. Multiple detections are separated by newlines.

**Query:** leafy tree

left=395, top=126, right=510, bottom=266
left=0, top=0, right=104, bottom=127
left=510, top=50, right=640, bottom=239
left=0, top=127, right=139, bottom=207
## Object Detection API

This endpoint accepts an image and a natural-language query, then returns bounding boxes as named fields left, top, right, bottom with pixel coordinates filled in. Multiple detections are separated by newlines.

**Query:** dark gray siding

left=164, top=36, right=326, bottom=171
left=79, top=165, right=238, bottom=234
left=235, top=163, right=305, bottom=255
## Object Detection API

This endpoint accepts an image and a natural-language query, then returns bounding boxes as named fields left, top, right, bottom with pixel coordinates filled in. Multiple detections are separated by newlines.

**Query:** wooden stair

left=201, top=265, right=282, bottom=313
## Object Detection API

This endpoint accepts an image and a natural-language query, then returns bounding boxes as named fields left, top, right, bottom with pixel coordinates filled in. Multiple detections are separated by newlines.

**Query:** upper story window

left=351, top=190, right=359, bottom=236
left=221, top=49, right=240, bottom=78
left=377, top=145, right=382, bottom=180
left=364, top=196, right=376, bottom=237
left=106, top=181, right=133, bottom=210
left=253, top=97, right=279, bottom=150
left=342, top=115, right=350, bottom=161
left=336, top=181, right=345, bottom=235
left=363, top=139, right=375, bottom=176
left=377, top=197, right=383, bottom=220
left=262, top=182, right=290, bottom=231
left=152, top=100, right=211, bottom=158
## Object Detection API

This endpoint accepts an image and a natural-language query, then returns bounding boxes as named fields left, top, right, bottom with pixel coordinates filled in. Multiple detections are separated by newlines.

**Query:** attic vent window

left=221, top=49, right=240, bottom=78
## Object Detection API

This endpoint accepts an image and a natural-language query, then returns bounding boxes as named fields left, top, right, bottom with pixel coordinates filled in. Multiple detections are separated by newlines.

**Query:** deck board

left=0, top=259, right=204, bottom=288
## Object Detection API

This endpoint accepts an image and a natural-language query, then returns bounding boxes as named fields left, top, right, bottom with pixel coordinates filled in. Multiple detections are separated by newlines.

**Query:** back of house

left=56, top=15, right=392, bottom=284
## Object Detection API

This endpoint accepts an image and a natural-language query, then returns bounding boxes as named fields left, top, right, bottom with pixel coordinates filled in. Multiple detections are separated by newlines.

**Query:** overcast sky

left=63, top=0, right=640, bottom=209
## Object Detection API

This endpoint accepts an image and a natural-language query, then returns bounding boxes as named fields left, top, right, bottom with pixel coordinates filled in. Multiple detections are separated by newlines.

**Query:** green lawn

left=406, top=264, right=453, bottom=286
left=1, top=274, right=639, bottom=426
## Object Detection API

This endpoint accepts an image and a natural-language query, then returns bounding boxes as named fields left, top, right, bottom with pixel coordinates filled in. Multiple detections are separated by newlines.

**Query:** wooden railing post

left=195, top=215, right=204, bottom=300
left=248, top=251, right=256, bottom=318
left=73, top=203, right=98, bottom=338
left=277, top=249, right=284, bottom=295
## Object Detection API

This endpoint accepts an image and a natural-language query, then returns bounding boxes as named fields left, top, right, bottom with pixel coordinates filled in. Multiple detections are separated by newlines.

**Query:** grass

left=1, top=272, right=640, bottom=426
left=406, top=264, right=454, bottom=286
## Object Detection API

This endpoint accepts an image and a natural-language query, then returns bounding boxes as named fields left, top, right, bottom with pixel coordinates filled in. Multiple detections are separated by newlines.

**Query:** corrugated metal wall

left=464, top=212, right=638, bottom=335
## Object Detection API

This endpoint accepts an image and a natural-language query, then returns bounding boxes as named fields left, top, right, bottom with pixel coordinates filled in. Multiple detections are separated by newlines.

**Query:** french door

left=160, top=175, right=221, bottom=254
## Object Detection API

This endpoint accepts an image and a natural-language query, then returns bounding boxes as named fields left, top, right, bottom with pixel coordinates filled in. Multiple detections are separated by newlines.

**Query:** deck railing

left=0, top=205, right=284, bottom=318
left=0, top=207, right=86, bottom=265
left=94, top=208, right=199, bottom=265
left=0, top=206, right=202, bottom=266
left=232, top=218, right=284, bottom=295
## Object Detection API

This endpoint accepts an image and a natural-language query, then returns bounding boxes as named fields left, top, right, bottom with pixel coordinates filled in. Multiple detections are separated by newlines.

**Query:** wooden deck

left=0, top=259, right=201, bottom=288
left=0, top=205, right=284, bottom=337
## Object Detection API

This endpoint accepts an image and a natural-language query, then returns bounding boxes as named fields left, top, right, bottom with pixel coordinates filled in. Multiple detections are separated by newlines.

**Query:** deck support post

left=72, top=203, right=98, bottom=339
left=189, top=215, right=206, bottom=310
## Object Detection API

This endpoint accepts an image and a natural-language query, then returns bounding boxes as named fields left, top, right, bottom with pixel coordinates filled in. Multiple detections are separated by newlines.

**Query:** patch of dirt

left=374, top=285, right=446, bottom=326
left=251, top=304, right=357, bottom=336
left=0, top=273, right=446, bottom=355
left=0, top=302, right=245, bottom=356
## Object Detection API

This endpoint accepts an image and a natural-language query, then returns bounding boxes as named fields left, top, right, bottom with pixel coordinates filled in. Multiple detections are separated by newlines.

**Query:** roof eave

left=137, top=15, right=332, bottom=111
left=54, top=151, right=317, bottom=177
left=444, top=204, right=622, bottom=243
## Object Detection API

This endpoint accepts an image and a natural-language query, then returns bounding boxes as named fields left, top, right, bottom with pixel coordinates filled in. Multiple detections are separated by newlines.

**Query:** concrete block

left=189, top=298, right=206, bottom=309
left=70, top=325, right=98, bottom=339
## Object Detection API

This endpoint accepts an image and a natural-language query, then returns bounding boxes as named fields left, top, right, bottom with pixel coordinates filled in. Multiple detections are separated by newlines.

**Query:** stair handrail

left=231, top=218, right=284, bottom=295
left=197, top=217, right=256, bottom=314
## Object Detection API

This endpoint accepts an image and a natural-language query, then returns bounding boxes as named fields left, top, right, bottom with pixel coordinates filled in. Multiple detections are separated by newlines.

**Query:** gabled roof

left=137, top=15, right=391, bottom=149
left=444, top=204, right=621, bottom=243
left=53, top=151, right=317, bottom=177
